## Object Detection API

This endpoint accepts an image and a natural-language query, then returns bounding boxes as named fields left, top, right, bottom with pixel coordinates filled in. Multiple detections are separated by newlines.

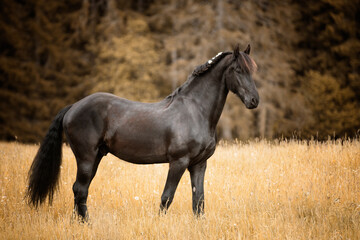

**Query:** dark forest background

left=0, top=0, right=359, bottom=142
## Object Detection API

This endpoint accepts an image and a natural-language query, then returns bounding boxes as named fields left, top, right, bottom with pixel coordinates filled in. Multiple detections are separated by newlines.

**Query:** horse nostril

left=251, top=98, right=258, bottom=106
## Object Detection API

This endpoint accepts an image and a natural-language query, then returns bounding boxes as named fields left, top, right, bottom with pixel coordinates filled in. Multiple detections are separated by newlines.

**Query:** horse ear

left=233, top=44, right=240, bottom=59
left=244, top=44, right=251, bottom=55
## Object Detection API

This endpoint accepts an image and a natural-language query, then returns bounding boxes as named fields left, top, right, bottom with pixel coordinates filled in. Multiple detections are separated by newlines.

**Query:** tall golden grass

left=0, top=140, right=359, bottom=239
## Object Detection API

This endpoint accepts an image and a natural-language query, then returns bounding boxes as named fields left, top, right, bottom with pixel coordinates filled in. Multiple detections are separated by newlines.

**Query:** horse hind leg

left=72, top=149, right=103, bottom=221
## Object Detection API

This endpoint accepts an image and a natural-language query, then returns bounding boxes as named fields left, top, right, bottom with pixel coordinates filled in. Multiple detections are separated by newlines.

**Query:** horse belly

left=107, top=128, right=168, bottom=164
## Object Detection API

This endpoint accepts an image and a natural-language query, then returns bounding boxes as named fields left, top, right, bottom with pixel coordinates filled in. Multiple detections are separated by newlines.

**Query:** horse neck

left=179, top=55, right=231, bottom=132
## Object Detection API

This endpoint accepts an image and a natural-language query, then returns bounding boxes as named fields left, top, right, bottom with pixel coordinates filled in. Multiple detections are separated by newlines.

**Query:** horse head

left=225, top=44, right=259, bottom=109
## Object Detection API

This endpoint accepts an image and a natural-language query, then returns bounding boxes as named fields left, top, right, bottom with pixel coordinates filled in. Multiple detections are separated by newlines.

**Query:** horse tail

left=26, top=105, right=72, bottom=207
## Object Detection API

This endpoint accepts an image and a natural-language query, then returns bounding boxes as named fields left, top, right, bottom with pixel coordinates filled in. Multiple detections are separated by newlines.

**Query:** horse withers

left=27, top=44, right=259, bottom=220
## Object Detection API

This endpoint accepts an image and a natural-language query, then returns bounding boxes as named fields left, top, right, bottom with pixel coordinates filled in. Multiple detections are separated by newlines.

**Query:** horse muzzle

left=245, top=96, right=259, bottom=109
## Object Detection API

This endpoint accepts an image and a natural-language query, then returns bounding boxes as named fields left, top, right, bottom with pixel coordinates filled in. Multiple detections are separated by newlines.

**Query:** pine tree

left=88, top=8, right=167, bottom=102
left=295, top=0, right=360, bottom=138
left=303, top=71, right=359, bottom=138
left=0, top=0, right=91, bottom=142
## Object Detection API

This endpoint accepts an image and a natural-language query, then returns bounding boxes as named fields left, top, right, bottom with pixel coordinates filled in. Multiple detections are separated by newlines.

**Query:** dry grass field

left=0, top=140, right=359, bottom=239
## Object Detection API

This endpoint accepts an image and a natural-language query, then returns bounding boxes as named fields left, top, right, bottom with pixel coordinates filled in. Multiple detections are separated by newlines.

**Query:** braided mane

left=192, top=48, right=257, bottom=76
left=192, top=52, right=232, bottom=76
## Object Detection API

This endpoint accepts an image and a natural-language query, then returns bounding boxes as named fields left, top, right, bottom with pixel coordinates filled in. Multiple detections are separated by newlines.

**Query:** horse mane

left=192, top=49, right=257, bottom=76
left=165, top=52, right=231, bottom=106
left=192, top=52, right=232, bottom=76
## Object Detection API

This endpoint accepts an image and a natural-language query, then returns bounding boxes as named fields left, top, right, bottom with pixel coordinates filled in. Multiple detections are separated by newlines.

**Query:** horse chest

left=189, top=138, right=216, bottom=166
left=167, top=132, right=216, bottom=163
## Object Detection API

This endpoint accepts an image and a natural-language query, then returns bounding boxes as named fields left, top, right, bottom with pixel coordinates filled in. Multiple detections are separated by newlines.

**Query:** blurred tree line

left=0, top=0, right=359, bottom=142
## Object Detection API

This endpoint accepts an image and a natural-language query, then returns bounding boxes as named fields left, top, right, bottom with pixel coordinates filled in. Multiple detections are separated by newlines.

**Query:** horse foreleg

left=188, top=161, right=207, bottom=215
left=160, top=157, right=189, bottom=213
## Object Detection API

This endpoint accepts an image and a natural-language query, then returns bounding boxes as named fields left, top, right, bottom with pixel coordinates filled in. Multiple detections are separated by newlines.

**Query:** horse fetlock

left=193, top=200, right=205, bottom=215
left=72, top=204, right=89, bottom=222
left=160, top=195, right=173, bottom=207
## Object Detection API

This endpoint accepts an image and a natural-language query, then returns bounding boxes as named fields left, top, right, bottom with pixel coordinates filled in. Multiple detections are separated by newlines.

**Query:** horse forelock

left=237, top=52, right=257, bottom=75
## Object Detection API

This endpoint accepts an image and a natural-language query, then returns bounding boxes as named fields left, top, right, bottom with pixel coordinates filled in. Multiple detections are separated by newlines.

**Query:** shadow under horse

left=27, top=44, right=259, bottom=220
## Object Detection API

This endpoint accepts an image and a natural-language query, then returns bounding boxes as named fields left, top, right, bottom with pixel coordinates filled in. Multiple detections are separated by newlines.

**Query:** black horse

left=27, top=44, right=259, bottom=219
